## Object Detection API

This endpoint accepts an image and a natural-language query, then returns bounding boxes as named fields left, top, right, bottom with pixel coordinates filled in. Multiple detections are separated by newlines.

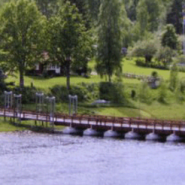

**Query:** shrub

left=175, top=85, right=185, bottom=103
left=161, top=24, right=178, bottom=50
left=151, top=71, right=158, bottom=78
left=99, top=82, right=124, bottom=104
left=169, top=63, right=179, bottom=91
left=158, top=81, right=168, bottom=103
left=135, top=58, right=145, bottom=66
left=129, top=39, right=158, bottom=65
left=155, top=46, right=176, bottom=67
left=180, top=78, right=185, bottom=93
left=131, top=90, right=136, bottom=99
left=13, top=86, right=38, bottom=104
left=50, top=83, right=99, bottom=103
left=138, top=81, right=152, bottom=104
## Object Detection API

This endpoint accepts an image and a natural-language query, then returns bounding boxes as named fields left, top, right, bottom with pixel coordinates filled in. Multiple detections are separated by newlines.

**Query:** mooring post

left=13, top=94, right=22, bottom=124
left=68, top=95, right=78, bottom=116
left=35, top=92, right=44, bottom=126
left=4, top=91, right=13, bottom=121
left=46, top=96, right=55, bottom=131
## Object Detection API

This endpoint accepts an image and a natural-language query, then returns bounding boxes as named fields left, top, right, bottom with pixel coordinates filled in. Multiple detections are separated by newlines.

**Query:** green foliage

left=129, top=39, right=158, bottom=64
left=161, top=24, right=178, bottom=50
left=136, top=0, right=149, bottom=36
left=136, top=0, right=162, bottom=35
left=138, top=81, right=152, bottom=104
left=169, top=63, right=179, bottom=91
left=158, top=81, right=168, bottom=103
left=175, top=85, right=185, bottom=103
left=179, top=77, right=185, bottom=93
left=14, top=86, right=38, bottom=104
left=96, top=0, right=125, bottom=82
left=174, top=55, right=185, bottom=64
left=144, top=0, right=161, bottom=32
left=35, top=0, right=58, bottom=19
left=51, top=83, right=99, bottom=102
left=0, top=0, right=46, bottom=88
left=151, top=71, right=158, bottom=78
left=48, top=1, right=93, bottom=89
left=155, top=46, right=177, bottom=67
left=99, top=82, right=125, bottom=104
left=124, top=0, right=140, bottom=21
left=87, top=0, right=100, bottom=24
left=166, top=0, right=183, bottom=34
left=63, top=0, right=91, bottom=28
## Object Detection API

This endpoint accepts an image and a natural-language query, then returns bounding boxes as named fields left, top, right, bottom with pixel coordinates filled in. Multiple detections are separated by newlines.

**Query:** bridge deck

left=1, top=108, right=185, bottom=135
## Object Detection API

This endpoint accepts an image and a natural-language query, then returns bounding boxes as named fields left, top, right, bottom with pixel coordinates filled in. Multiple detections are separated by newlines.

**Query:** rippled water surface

left=0, top=132, right=185, bottom=185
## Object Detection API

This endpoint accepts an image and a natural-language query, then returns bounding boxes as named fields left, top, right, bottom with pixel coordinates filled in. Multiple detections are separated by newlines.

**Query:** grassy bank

left=0, top=118, right=26, bottom=132
left=2, top=57, right=185, bottom=131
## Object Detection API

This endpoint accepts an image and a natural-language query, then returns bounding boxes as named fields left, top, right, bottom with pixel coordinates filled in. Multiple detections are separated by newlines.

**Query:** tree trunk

left=66, top=58, right=71, bottom=91
left=108, top=74, right=111, bottom=83
left=19, top=67, right=24, bottom=88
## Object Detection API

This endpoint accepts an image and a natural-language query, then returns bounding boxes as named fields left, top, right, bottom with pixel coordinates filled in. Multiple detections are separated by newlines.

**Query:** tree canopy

left=96, top=0, right=125, bottom=82
left=0, top=0, right=46, bottom=87
left=47, top=1, right=92, bottom=90
left=0, top=0, right=184, bottom=89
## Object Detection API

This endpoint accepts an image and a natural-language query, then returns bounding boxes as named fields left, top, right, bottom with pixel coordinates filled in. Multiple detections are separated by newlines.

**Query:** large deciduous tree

left=161, top=24, right=178, bottom=50
left=48, top=1, right=92, bottom=90
left=136, top=0, right=149, bottom=36
left=96, top=0, right=125, bottom=82
left=136, top=0, right=161, bottom=33
left=0, top=0, right=46, bottom=88
left=129, top=39, right=158, bottom=65
left=35, top=0, right=58, bottom=19
left=167, top=0, right=183, bottom=34
left=87, top=0, right=100, bottom=24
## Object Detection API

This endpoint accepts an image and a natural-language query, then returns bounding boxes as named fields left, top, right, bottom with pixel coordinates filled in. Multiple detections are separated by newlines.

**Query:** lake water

left=0, top=132, right=185, bottom=185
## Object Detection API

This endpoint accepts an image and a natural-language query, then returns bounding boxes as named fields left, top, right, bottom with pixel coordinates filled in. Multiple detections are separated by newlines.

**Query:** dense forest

left=0, top=0, right=185, bottom=88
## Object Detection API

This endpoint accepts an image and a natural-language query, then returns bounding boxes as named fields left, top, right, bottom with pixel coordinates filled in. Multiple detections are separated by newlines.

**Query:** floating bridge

left=1, top=107, right=185, bottom=142
left=2, top=91, right=185, bottom=142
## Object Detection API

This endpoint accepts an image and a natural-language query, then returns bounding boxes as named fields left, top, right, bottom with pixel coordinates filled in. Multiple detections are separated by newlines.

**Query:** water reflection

left=0, top=132, right=185, bottom=185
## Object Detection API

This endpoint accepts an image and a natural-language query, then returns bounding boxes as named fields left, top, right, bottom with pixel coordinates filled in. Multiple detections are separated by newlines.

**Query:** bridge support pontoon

left=83, top=125, right=102, bottom=136
left=145, top=131, right=161, bottom=141
left=125, top=129, right=142, bottom=140
left=166, top=131, right=182, bottom=142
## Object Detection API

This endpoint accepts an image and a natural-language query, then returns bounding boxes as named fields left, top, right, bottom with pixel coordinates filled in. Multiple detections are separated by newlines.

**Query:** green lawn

left=0, top=118, right=26, bottom=132
left=123, top=58, right=185, bottom=80
left=6, top=74, right=104, bottom=89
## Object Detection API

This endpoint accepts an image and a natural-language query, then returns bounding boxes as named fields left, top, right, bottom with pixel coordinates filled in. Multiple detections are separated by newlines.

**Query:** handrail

left=1, top=108, right=185, bottom=133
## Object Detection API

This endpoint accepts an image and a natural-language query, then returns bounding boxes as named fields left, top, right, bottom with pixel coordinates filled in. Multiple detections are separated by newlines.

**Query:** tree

left=63, top=0, right=91, bottom=29
left=129, top=39, right=158, bottom=65
left=167, top=0, right=183, bottom=34
left=169, top=63, right=179, bottom=91
left=155, top=46, right=177, bottom=67
left=35, top=0, right=58, bottom=19
left=136, top=0, right=161, bottom=33
left=87, top=0, right=101, bottom=24
left=96, top=0, right=125, bottom=82
left=48, top=1, right=92, bottom=90
left=0, top=0, right=46, bottom=88
left=123, top=0, right=140, bottom=21
left=161, top=24, right=178, bottom=50
left=136, top=0, right=149, bottom=36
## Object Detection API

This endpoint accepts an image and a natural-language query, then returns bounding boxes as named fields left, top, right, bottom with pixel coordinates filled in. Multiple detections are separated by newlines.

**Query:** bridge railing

left=1, top=107, right=185, bottom=132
